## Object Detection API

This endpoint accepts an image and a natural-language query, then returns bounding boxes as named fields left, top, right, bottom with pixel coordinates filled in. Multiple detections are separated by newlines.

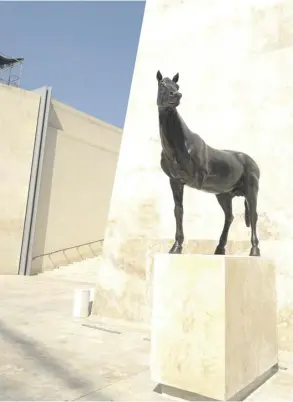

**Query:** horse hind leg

left=244, top=173, right=260, bottom=257
left=214, top=193, right=234, bottom=255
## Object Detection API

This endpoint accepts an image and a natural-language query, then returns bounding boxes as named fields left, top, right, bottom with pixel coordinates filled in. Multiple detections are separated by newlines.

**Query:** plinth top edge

left=152, top=253, right=274, bottom=262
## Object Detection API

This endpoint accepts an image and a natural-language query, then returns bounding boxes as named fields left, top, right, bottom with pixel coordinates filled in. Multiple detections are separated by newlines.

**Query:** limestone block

left=150, top=254, right=278, bottom=401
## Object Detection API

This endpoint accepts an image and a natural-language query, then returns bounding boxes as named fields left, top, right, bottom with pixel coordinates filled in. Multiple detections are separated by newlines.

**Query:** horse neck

left=158, top=107, right=187, bottom=157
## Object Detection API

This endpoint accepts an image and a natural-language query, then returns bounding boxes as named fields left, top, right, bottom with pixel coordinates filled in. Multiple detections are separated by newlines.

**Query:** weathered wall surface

left=93, top=0, right=293, bottom=352
left=31, top=100, right=121, bottom=274
left=0, top=84, right=40, bottom=275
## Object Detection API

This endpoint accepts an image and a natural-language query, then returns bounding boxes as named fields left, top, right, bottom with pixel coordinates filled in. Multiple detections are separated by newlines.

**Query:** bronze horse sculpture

left=156, top=71, right=261, bottom=257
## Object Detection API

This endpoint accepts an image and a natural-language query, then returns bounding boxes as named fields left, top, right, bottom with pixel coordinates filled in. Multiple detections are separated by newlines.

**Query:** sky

left=0, top=1, right=145, bottom=128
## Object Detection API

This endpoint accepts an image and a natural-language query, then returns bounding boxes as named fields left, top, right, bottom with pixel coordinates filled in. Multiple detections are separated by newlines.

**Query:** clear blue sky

left=0, top=1, right=145, bottom=128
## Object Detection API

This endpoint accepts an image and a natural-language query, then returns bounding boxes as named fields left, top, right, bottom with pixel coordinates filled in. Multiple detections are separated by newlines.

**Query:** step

left=39, top=256, right=101, bottom=283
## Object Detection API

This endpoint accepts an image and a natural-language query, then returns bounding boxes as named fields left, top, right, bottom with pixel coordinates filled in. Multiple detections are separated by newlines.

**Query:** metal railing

left=32, top=239, right=104, bottom=270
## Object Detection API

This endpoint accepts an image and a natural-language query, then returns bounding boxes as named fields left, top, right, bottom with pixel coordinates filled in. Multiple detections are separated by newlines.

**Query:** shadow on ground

left=0, top=318, right=108, bottom=400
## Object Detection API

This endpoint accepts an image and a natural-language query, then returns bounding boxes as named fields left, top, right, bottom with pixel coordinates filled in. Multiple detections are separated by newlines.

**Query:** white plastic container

left=73, top=289, right=90, bottom=317
left=89, top=288, right=95, bottom=302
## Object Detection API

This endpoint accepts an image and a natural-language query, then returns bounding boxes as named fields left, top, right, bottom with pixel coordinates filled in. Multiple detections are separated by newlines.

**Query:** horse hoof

left=169, top=245, right=183, bottom=254
left=214, top=246, right=225, bottom=255
left=249, top=247, right=260, bottom=257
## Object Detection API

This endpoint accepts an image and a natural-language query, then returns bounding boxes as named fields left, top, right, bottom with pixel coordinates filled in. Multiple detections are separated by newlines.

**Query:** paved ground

left=0, top=275, right=293, bottom=401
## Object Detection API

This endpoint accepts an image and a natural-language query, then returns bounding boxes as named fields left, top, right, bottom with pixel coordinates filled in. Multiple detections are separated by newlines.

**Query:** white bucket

left=73, top=289, right=90, bottom=317
left=89, top=288, right=95, bottom=302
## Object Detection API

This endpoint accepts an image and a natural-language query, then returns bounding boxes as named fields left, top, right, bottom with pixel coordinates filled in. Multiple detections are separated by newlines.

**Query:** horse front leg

left=169, top=178, right=184, bottom=254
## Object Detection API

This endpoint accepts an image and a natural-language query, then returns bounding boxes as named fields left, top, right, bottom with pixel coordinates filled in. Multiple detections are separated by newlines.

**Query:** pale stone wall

left=31, top=100, right=121, bottom=273
left=0, top=84, right=40, bottom=275
left=93, top=0, right=293, bottom=351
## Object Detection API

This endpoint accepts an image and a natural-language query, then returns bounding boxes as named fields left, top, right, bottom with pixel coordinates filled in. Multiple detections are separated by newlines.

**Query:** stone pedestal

left=150, top=254, right=278, bottom=401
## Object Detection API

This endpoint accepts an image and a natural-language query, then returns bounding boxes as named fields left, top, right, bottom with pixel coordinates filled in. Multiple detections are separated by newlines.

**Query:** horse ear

left=172, top=73, right=179, bottom=83
left=156, top=70, right=163, bottom=82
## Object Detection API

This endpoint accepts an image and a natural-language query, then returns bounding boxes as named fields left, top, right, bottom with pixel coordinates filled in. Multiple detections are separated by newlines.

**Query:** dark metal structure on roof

left=0, top=53, right=24, bottom=87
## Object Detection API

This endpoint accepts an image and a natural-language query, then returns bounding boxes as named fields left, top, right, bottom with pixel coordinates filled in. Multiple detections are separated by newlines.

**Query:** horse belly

left=200, top=164, right=244, bottom=194
left=200, top=179, right=236, bottom=194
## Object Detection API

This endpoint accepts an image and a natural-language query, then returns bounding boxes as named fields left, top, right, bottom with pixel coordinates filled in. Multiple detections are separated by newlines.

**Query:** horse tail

left=244, top=200, right=250, bottom=227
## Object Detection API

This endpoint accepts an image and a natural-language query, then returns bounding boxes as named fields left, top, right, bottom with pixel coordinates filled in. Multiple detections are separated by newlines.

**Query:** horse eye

left=170, top=91, right=174, bottom=96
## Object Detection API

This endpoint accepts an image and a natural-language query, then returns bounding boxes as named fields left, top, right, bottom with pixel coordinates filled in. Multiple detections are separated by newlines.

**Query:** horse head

left=156, top=70, right=182, bottom=108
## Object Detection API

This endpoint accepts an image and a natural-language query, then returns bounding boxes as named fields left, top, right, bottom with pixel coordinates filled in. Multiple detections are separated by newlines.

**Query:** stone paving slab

left=0, top=275, right=293, bottom=401
left=0, top=276, right=161, bottom=401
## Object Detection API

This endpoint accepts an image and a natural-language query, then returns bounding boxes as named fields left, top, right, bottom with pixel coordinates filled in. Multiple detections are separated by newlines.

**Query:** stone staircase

left=38, top=256, right=101, bottom=284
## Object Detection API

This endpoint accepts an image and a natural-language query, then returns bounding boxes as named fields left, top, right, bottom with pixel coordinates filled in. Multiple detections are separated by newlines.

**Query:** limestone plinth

left=150, top=254, right=278, bottom=401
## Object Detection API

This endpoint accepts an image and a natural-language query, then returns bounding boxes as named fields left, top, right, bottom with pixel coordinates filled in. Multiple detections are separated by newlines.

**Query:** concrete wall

left=31, top=100, right=122, bottom=274
left=0, top=84, right=40, bottom=275
left=93, top=0, right=293, bottom=352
